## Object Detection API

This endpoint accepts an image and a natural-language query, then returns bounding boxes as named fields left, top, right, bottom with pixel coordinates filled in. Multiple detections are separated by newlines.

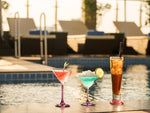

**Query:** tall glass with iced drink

left=110, top=56, right=124, bottom=105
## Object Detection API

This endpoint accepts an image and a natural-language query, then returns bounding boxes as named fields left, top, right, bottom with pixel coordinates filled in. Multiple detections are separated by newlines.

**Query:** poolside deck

left=1, top=100, right=150, bottom=113
left=0, top=55, right=150, bottom=73
left=0, top=57, right=53, bottom=72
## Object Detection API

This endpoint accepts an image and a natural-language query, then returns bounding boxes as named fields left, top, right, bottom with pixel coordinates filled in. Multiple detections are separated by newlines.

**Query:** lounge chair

left=113, top=21, right=150, bottom=55
left=84, top=33, right=124, bottom=54
left=59, top=20, right=87, bottom=53
left=59, top=20, right=124, bottom=54
left=7, top=18, right=67, bottom=55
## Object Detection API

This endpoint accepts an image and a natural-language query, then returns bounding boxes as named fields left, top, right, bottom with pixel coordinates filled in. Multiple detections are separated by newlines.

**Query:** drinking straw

left=119, top=42, right=123, bottom=57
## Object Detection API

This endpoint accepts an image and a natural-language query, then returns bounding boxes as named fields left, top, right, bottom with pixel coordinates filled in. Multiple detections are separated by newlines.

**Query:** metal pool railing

left=14, top=12, right=21, bottom=58
left=40, top=12, right=48, bottom=65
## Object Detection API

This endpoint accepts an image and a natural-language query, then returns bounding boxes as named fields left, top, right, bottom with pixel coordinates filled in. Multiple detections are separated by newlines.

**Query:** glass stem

left=60, top=83, right=65, bottom=105
left=86, top=88, right=90, bottom=104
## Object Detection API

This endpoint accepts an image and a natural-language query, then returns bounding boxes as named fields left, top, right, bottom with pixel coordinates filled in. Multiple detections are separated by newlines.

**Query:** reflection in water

left=60, top=108, right=65, bottom=113
left=112, top=105, right=121, bottom=111
left=0, top=64, right=150, bottom=105
left=122, top=65, right=149, bottom=100
left=86, top=107, right=90, bottom=112
left=77, top=64, right=150, bottom=101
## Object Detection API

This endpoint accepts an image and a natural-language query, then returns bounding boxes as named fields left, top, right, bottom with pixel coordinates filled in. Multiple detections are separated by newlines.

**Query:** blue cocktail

left=77, top=70, right=104, bottom=106
left=78, top=75, right=98, bottom=88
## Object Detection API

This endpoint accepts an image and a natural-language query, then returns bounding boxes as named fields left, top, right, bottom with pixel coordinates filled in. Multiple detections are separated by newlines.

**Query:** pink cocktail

left=53, top=69, right=72, bottom=107
left=54, top=70, right=71, bottom=84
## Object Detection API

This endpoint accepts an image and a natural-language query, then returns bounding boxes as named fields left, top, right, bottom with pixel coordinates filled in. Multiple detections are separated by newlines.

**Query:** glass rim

left=110, top=56, right=124, bottom=59
left=52, top=67, right=72, bottom=72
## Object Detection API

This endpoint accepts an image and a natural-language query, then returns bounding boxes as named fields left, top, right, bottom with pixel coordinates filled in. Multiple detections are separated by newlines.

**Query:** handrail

left=14, top=12, right=21, bottom=58
left=40, top=12, right=47, bottom=65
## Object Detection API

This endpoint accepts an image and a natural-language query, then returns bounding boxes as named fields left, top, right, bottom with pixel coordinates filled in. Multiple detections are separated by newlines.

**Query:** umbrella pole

left=0, top=0, right=3, bottom=41
left=26, top=0, right=29, bottom=18
left=124, top=0, right=127, bottom=37
left=55, top=0, right=58, bottom=31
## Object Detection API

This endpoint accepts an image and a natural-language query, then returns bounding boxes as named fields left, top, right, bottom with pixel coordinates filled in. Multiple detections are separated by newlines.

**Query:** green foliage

left=82, top=0, right=111, bottom=19
left=82, top=0, right=111, bottom=29
left=2, top=1, right=9, bottom=10
left=82, top=0, right=97, bottom=29
left=97, top=3, right=111, bottom=16
left=144, top=0, right=150, bottom=26
left=83, top=0, right=97, bottom=20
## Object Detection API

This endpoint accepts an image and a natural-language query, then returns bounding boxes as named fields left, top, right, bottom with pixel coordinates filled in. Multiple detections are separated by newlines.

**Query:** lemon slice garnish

left=95, top=68, right=104, bottom=79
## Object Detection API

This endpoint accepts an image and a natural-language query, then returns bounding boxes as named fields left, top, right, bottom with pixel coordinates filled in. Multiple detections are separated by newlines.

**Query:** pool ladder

left=14, top=12, right=21, bottom=58
left=14, top=12, right=48, bottom=64
left=40, top=12, right=48, bottom=65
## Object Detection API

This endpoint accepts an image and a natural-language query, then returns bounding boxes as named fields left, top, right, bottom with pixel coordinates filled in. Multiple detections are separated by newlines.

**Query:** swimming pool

left=0, top=57, right=150, bottom=105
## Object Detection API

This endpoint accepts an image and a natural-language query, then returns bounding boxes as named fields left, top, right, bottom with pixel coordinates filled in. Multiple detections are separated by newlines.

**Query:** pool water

left=1, top=64, right=150, bottom=105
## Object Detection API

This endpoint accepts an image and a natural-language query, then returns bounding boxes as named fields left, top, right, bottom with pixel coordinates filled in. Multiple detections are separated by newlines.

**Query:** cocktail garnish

left=95, top=68, right=104, bottom=78
left=63, top=61, right=69, bottom=71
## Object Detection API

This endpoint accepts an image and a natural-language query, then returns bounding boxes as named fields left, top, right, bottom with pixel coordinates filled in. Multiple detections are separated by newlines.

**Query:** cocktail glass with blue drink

left=77, top=68, right=104, bottom=106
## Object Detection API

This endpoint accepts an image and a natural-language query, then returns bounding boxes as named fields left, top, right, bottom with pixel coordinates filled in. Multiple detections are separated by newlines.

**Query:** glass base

left=110, top=100, right=123, bottom=105
left=56, top=103, right=70, bottom=108
left=81, top=102, right=95, bottom=106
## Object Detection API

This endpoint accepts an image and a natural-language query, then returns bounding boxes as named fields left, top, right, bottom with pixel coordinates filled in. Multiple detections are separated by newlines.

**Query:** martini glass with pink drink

left=52, top=61, right=72, bottom=107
